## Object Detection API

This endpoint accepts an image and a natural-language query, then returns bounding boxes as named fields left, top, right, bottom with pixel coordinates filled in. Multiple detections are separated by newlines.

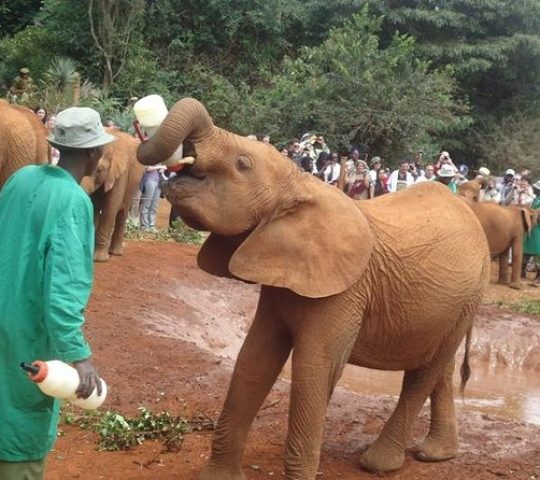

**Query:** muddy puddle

left=143, top=279, right=540, bottom=426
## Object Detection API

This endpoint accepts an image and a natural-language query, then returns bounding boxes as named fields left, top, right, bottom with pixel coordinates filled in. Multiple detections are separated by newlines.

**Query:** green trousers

left=0, top=459, right=45, bottom=480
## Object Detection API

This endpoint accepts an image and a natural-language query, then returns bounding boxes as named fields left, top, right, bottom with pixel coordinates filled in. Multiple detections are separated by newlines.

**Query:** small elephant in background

left=462, top=198, right=536, bottom=289
left=458, top=178, right=486, bottom=201
left=0, top=100, right=49, bottom=188
left=81, top=129, right=144, bottom=262
left=136, top=98, right=491, bottom=480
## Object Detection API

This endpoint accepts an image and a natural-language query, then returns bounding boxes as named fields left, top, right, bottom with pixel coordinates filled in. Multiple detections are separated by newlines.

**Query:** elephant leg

left=95, top=192, right=124, bottom=262
left=284, top=323, right=359, bottom=479
left=498, top=250, right=510, bottom=285
left=109, top=207, right=128, bottom=256
left=415, top=359, right=458, bottom=462
left=509, top=240, right=522, bottom=289
left=199, top=294, right=292, bottom=480
left=360, top=319, right=471, bottom=473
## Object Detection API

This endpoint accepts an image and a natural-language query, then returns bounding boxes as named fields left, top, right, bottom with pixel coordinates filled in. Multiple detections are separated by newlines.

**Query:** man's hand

left=73, top=359, right=103, bottom=399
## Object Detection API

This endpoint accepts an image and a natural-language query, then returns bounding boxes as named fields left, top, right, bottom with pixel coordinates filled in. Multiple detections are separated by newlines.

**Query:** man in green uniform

left=436, top=163, right=458, bottom=193
left=523, top=180, right=540, bottom=284
left=0, top=107, right=116, bottom=479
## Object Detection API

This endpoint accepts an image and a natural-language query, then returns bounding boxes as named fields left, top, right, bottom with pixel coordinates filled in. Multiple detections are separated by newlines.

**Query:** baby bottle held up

left=21, top=360, right=107, bottom=410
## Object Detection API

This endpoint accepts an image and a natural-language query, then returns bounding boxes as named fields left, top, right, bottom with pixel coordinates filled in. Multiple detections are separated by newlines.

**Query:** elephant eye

left=236, top=155, right=252, bottom=171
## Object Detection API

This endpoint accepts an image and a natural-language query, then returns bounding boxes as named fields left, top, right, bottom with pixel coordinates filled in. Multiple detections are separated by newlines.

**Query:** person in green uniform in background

left=0, top=107, right=116, bottom=479
left=436, top=163, right=458, bottom=193
left=523, top=180, right=540, bottom=284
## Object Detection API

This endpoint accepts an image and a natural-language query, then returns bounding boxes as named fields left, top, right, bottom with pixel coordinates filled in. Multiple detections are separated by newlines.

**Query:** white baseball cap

left=505, top=168, right=515, bottom=176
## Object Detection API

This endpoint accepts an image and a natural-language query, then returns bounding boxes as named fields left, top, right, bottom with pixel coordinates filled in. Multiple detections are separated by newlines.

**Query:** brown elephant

left=137, top=99, right=490, bottom=479
left=81, top=128, right=144, bottom=262
left=462, top=198, right=535, bottom=289
left=458, top=178, right=486, bottom=201
left=0, top=100, right=49, bottom=188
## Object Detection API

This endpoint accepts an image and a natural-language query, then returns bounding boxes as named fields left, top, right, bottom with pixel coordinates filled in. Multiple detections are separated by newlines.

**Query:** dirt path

left=44, top=241, right=540, bottom=480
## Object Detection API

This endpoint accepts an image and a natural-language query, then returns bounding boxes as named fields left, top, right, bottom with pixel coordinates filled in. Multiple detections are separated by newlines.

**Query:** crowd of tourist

left=265, top=132, right=539, bottom=208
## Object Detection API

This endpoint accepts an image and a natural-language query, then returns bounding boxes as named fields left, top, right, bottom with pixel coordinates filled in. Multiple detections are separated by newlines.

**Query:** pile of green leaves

left=123, top=218, right=205, bottom=245
left=62, top=406, right=214, bottom=452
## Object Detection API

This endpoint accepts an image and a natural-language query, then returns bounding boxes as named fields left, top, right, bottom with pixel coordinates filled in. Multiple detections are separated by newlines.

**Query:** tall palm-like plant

left=40, top=57, right=100, bottom=112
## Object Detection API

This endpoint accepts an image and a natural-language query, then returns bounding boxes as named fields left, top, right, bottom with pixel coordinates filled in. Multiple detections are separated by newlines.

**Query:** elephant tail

left=459, top=326, right=473, bottom=396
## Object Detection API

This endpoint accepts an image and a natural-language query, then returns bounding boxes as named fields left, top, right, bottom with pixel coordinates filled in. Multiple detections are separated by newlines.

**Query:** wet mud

left=45, top=240, right=540, bottom=479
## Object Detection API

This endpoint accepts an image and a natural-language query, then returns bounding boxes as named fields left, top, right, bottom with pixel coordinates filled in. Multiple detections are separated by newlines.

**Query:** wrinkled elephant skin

left=0, top=100, right=49, bottom=188
left=136, top=98, right=491, bottom=479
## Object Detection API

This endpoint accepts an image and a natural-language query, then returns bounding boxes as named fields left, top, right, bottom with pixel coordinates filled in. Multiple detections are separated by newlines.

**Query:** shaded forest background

left=1, top=0, right=539, bottom=171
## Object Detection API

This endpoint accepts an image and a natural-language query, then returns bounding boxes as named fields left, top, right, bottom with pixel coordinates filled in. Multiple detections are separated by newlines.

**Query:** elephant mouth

left=174, top=156, right=205, bottom=181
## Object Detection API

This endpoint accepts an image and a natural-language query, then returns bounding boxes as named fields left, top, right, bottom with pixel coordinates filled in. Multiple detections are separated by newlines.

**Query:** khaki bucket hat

left=48, top=107, right=116, bottom=149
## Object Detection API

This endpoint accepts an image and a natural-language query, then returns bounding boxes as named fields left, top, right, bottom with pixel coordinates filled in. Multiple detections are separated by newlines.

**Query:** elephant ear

left=226, top=179, right=374, bottom=298
left=521, top=208, right=534, bottom=234
left=103, top=135, right=129, bottom=192
left=198, top=233, right=241, bottom=279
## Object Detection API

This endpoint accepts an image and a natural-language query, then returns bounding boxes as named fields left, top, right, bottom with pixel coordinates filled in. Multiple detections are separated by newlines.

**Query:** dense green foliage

left=1, top=0, right=539, bottom=168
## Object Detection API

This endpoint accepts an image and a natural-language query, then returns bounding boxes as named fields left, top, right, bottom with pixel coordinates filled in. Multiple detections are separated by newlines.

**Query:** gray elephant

left=137, top=98, right=490, bottom=480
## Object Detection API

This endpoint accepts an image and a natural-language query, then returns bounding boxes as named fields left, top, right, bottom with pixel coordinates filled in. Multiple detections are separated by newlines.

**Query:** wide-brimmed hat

left=48, top=107, right=116, bottom=149
left=532, top=180, right=540, bottom=191
left=370, top=156, right=381, bottom=166
left=437, top=164, right=456, bottom=178
left=478, top=166, right=491, bottom=176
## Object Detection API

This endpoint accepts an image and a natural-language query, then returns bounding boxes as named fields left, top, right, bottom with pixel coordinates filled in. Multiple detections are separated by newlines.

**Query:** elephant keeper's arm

left=43, top=196, right=94, bottom=363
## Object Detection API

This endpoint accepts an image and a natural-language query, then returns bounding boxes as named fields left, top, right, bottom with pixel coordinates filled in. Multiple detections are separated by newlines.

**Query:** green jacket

left=0, top=165, right=94, bottom=462
left=524, top=196, right=540, bottom=256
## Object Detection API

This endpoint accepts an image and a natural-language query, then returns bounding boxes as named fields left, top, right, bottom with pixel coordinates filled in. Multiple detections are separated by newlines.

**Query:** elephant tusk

left=165, top=156, right=196, bottom=173
left=178, top=156, right=196, bottom=165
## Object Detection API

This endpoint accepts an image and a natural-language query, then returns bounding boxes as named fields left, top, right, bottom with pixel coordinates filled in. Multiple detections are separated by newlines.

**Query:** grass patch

left=507, top=299, right=540, bottom=315
left=61, top=406, right=215, bottom=452
left=124, top=218, right=205, bottom=245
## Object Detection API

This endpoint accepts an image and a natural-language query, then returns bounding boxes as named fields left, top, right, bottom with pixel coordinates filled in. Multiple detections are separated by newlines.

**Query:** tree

left=88, top=0, right=145, bottom=89
left=348, top=0, right=540, bottom=166
left=0, top=0, right=43, bottom=36
left=239, top=9, right=468, bottom=160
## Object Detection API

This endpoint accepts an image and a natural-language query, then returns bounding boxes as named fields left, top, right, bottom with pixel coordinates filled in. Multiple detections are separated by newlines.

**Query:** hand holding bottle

left=73, top=358, right=102, bottom=399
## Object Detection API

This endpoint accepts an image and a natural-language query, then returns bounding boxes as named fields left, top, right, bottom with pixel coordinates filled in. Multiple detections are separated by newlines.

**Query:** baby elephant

left=137, top=98, right=490, bottom=479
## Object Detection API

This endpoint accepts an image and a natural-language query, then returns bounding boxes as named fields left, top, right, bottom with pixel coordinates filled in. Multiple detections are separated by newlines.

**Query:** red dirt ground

left=44, top=239, right=540, bottom=480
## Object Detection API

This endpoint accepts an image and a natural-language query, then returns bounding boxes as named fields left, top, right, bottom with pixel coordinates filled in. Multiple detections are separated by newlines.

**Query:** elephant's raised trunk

left=136, top=98, right=214, bottom=166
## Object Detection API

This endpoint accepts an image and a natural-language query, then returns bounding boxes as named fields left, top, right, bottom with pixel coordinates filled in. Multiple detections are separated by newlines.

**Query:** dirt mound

left=44, top=241, right=540, bottom=479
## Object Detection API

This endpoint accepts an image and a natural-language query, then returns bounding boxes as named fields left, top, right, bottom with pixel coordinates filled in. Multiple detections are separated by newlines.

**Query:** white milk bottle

left=21, top=360, right=107, bottom=410
left=133, top=94, right=185, bottom=170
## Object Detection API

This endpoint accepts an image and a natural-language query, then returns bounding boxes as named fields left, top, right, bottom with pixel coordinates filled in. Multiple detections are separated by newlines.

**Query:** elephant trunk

left=136, top=98, right=214, bottom=166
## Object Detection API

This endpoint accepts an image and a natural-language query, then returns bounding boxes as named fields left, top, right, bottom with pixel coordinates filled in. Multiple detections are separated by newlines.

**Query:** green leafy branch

left=62, top=406, right=216, bottom=452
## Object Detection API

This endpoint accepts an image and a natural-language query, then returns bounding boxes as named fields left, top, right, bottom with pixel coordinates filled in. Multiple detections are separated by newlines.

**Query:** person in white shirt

left=323, top=153, right=341, bottom=186
left=387, top=161, right=415, bottom=192
left=369, top=156, right=382, bottom=183
left=415, top=164, right=436, bottom=183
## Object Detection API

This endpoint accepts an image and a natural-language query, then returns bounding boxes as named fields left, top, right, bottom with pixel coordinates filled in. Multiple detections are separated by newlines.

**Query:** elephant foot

left=509, top=282, right=521, bottom=290
left=415, top=433, right=458, bottom=463
left=94, top=248, right=110, bottom=263
left=109, top=244, right=124, bottom=256
left=197, top=465, right=246, bottom=480
left=359, top=443, right=405, bottom=473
